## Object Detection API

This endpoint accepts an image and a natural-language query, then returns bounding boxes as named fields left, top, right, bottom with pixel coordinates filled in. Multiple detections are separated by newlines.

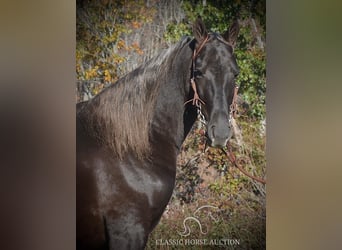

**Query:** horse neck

left=150, top=47, right=195, bottom=157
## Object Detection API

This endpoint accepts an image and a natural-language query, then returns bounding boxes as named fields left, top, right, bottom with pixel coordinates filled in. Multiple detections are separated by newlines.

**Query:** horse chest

left=118, top=160, right=176, bottom=209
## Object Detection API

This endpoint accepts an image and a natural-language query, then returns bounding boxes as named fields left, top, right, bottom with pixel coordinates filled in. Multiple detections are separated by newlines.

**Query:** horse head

left=190, top=18, right=240, bottom=148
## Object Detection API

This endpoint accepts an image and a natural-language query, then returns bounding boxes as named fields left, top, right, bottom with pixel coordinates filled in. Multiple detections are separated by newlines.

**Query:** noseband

left=185, top=36, right=239, bottom=125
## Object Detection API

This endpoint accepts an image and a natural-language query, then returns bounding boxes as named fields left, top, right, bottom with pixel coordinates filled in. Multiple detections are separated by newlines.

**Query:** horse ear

left=192, top=17, right=208, bottom=43
left=222, top=20, right=240, bottom=47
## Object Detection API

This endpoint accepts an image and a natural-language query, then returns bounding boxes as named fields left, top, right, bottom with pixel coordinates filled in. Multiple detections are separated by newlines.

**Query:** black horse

left=77, top=18, right=240, bottom=250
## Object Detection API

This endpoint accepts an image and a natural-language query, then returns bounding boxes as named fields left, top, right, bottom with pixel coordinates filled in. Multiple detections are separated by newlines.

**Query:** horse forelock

left=83, top=37, right=192, bottom=159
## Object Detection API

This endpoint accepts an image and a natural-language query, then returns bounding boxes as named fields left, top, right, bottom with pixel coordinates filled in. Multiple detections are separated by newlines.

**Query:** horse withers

left=77, top=18, right=240, bottom=250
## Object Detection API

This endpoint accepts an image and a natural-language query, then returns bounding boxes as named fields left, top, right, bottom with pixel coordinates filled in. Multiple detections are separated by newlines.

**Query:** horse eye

left=194, top=69, right=203, bottom=78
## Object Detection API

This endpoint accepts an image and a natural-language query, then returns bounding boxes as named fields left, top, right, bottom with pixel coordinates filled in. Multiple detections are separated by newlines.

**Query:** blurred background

left=1, top=0, right=342, bottom=249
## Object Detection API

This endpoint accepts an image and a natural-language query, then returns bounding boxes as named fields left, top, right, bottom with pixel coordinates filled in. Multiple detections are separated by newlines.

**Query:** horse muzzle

left=207, top=120, right=233, bottom=148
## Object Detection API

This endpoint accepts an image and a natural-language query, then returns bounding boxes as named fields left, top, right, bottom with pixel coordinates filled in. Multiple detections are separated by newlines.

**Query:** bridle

left=185, top=35, right=239, bottom=126
left=184, top=35, right=266, bottom=185
left=184, top=35, right=209, bottom=109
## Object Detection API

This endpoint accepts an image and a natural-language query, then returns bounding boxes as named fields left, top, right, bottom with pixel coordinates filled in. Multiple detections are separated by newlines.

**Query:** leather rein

left=185, top=36, right=266, bottom=185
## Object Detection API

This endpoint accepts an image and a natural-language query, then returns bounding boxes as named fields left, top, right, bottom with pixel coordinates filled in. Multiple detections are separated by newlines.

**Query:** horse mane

left=82, top=36, right=192, bottom=159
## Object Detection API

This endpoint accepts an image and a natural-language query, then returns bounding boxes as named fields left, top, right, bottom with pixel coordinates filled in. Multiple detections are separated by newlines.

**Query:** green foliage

left=209, top=176, right=246, bottom=197
left=76, top=0, right=156, bottom=89
left=164, top=22, right=191, bottom=43
left=236, top=47, right=266, bottom=119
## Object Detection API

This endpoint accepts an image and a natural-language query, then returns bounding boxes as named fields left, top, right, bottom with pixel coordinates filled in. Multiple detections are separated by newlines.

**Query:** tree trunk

left=251, top=17, right=264, bottom=50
